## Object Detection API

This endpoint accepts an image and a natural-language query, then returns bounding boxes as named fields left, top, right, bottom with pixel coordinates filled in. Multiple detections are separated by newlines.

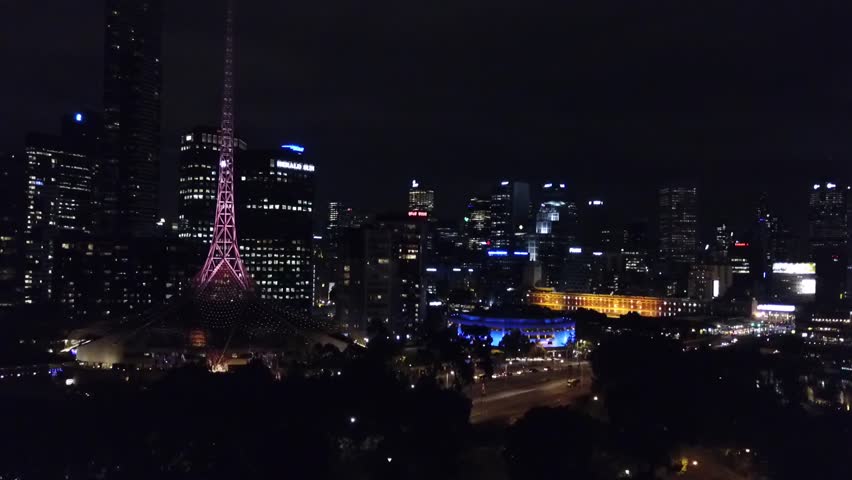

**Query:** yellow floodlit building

left=527, top=289, right=704, bottom=318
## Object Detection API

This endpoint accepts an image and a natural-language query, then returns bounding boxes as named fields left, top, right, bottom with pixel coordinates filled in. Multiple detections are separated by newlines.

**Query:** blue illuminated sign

left=487, top=250, right=508, bottom=256
left=281, top=144, right=305, bottom=153
left=74, top=113, right=83, bottom=123
left=513, top=251, right=529, bottom=256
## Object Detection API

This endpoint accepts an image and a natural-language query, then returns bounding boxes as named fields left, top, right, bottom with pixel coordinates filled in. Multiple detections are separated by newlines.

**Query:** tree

left=498, top=329, right=532, bottom=358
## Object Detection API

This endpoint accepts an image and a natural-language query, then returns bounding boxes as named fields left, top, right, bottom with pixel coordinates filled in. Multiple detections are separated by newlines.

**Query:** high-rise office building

left=713, top=223, right=731, bottom=262
left=177, top=127, right=247, bottom=262
left=98, top=0, right=163, bottom=237
left=336, top=213, right=428, bottom=332
left=808, top=181, right=849, bottom=304
left=465, top=196, right=491, bottom=251
left=658, top=186, right=697, bottom=297
left=22, top=122, right=97, bottom=304
left=534, top=182, right=578, bottom=289
left=408, top=179, right=435, bottom=214
left=658, top=186, right=698, bottom=265
left=489, top=181, right=530, bottom=250
left=581, top=197, right=613, bottom=252
left=621, top=219, right=652, bottom=294
left=236, top=145, right=315, bottom=306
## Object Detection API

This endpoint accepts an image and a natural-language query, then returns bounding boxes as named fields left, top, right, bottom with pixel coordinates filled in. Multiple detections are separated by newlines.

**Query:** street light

left=349, top=416, right=357, bottom=424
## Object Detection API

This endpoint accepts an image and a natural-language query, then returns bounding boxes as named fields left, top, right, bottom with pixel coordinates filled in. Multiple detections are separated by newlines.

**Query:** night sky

left=4, top=0, right=852, bottom=237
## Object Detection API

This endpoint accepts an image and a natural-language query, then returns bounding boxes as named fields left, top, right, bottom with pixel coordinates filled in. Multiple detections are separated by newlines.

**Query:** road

left=468, top=363, right=592, bottom=424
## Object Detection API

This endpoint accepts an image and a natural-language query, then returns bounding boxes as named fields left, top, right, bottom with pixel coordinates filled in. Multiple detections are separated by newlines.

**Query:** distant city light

left=280, top=144, right=305, bottom=153
left=544, top=183, right=553, bottom=188
left=569, top=247, right=582, bottom=254
left=452, top=267, right=462, bottom=271
left=588, top=200, right=603, bottom=206
left=487, top=250, right=508, bottom=256
left=756, top=304, right=795, bottom=313
left=411, top=179, right=419, bottom=188
left=74, top=113, right=83, bottom=123
left=827, top=182, right=837, bottom=189
left=500, top=181, right=509, bottom=186
left=592, top=251, right=603, bottom=256
left=559, top=183, right=565, bottom=188
left=513, top=251, right=529, bottom=256
left=426, top=267, right=437, bottom=272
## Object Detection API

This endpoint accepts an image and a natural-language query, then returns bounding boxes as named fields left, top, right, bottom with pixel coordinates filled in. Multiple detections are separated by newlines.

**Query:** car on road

left=566, top=378, right=580, bottom=387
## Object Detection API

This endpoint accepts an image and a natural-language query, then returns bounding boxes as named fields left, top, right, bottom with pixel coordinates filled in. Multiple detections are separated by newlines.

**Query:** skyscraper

left=408, top=179, right=435, bottom=215
left=658, top=186, right=698, bottom=265
left=22, top=118, right=98, bottom=304
left=177, top=126, right=247, bottom=262
left=98, top=0, right=163, bottom=237
left=236, top=146, right=316, bottom=305
left=808, top=181, right=849, bottom=304
left=489, top=181, right=530, bottom=250
left=464, top=196, right=491, bottom=251
left=335, top=213, right=428, bottom=333
left=534, top=182, right=578, bottom=289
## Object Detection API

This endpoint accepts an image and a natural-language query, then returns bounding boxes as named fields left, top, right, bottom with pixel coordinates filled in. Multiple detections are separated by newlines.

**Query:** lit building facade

left=177, top=126, right=247, bottom=263
left=465, top=196, right=491, bottom=251
left=659, top=186, right=698, bottom=264
left=770, top=262, right=816, bottom=303
left=23, top=132, right=94, bottom=304
left=688, top=264, right=733, bottom=300
left=489, top=181, right=530, bottom=250
left=534, top=182, right=578, bottom=289
left=408, top=179, right=435, bottom=214
left=528, top=289, right=706, bottom=318
left=336, top=214, right=428, bottom=332
left=808, top=182, right=849, bottom=304
left=452, top=308, right=576, bottom=349
left=236, top=145, right=315, bottom=306
left=799, top=313, right=852, bottom=347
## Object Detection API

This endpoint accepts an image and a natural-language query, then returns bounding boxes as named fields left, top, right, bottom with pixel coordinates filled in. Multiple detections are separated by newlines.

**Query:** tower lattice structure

left=195, top=0, right=252, bottom=293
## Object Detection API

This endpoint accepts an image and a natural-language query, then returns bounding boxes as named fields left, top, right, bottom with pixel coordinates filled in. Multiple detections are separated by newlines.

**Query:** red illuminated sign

left=407, top=211, right=428, bottom=218
left=734, top=242, right=749, bottom=247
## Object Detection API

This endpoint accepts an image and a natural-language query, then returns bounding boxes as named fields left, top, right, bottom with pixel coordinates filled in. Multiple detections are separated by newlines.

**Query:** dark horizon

left=4, top=0, right=852, bottom=237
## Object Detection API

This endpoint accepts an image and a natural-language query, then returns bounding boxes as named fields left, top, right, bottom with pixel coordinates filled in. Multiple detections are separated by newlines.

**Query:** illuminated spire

left=195, top=0, right=251, bottom=293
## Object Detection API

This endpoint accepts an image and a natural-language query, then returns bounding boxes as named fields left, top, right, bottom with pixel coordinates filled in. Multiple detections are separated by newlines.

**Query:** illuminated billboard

left=772, top=262, right=816, bottom=275
left=798, top=279, right=816, bottom=295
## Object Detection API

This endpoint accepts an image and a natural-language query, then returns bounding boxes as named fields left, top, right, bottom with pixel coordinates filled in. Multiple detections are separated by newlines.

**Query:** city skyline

left=3, top=1, right=852, bottom=232
left=5, top=4, right=852, bottom=479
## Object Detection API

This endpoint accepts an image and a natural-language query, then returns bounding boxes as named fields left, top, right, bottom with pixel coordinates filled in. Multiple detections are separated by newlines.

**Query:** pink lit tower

left=194, top=0, right=252, bottom=296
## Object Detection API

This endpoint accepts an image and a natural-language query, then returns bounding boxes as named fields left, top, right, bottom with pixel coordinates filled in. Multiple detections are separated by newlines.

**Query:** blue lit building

left=452, top=307, right=575, bottom=349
